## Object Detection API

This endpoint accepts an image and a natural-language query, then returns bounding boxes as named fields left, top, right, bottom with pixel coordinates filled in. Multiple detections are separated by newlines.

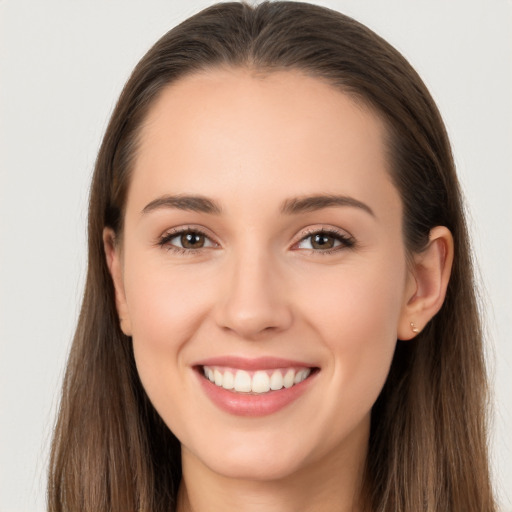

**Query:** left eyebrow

left=280, top=194, right=375, bottom=217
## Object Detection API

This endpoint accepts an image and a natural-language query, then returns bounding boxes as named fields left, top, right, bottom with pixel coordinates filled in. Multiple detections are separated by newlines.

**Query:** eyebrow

left=280, top=194, right=375, bottom=217
left=141, top=193, right=374, bottom=217
left=142, top=194, right=222, bottom=215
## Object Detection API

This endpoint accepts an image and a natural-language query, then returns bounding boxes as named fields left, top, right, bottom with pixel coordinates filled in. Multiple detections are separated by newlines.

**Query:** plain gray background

left=1, top=0, right=511, bottom=510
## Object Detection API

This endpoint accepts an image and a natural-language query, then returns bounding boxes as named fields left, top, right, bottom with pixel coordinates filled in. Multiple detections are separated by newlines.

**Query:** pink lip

left=194, top=356, right=315, bottom=371
left=193, top=356, right=319, bottom=417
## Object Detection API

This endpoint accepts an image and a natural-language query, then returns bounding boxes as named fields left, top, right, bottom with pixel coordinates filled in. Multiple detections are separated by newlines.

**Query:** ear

left=397, top=226, right=454, bottom=340
left=103, top=228, right=132, bottom=336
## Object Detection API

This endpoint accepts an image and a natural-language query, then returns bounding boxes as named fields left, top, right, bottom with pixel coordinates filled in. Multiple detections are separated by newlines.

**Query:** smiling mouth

left=200, top=365, right=317, bottom=394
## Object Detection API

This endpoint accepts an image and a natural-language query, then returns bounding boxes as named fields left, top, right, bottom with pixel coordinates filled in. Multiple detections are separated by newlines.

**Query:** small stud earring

left=410, top=321, right=420, bottom=334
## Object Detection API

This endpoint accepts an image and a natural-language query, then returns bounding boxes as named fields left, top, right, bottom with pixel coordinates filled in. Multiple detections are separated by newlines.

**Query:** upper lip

left=193, top=356, right=317, bottom=371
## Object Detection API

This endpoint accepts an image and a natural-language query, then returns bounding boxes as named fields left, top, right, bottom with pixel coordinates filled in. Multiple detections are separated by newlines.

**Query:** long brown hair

left=47, top=2, right=496, bottom=511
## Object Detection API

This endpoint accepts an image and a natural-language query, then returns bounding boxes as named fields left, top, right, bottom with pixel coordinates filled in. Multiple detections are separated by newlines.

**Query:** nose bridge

left=215, top=239, right=292, bottom=338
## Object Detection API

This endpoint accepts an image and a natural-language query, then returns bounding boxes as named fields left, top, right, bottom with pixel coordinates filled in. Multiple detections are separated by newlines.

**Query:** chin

left=187, top=430, right=317, bottom=482
left=206, top=452, right=304, bottom=482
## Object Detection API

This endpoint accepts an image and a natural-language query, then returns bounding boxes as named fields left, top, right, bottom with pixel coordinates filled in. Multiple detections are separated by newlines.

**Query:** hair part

left=48, top=2, right=496, bottom=511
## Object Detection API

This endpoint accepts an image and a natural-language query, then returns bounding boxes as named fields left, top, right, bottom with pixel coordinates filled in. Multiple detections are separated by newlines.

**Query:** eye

left=295, top=229, right=355, bottom=253
left=158, top=228, right=217, bottom=253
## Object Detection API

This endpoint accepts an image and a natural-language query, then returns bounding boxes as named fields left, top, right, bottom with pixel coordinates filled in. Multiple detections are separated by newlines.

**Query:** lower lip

left=196, top=368, right=317, bottom=417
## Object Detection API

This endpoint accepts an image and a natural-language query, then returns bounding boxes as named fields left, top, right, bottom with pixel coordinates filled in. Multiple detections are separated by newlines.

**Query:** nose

left=214, top=250, right=293, bottom=340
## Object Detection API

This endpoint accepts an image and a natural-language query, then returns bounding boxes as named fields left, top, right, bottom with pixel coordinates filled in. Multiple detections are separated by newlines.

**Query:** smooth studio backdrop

left=1, top=1, right=511, bottom=510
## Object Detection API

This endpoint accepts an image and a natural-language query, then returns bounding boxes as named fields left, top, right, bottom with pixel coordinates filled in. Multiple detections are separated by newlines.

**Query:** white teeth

left=222, top=370, right=234, bottom=390
left=294, top=369, right=309, bottom=384
left=203, top=366, right=312, bottom=394
left=251, top=371, right=270, bottom=393
left=283, top=369, right=295, bottom=388
left=234, top=370, right=252, bottom=392
left=270, top=370, right=284, bottom=390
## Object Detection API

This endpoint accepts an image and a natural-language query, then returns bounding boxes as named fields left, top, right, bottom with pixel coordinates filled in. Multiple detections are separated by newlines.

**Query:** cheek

left=301, top=259, right=405, bottom=343
left=122, top=260, right=215, bottom=410
left=298, top=260, right=405, bottom=413
left=125, top=260, right=213, bottom=346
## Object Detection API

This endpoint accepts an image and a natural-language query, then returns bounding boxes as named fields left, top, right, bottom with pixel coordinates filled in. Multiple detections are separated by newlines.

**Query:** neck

left=177, top=420, right=369, bottom=512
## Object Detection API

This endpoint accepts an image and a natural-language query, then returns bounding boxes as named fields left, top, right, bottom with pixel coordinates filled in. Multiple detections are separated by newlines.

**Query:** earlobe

left=397, top=226, right=454, bottom=340
left=103, top=228, right=133, bottom=336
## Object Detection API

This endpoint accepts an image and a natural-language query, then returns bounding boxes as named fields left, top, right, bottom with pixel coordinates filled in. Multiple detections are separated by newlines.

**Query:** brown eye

left=296, top=229, right=355, bottom=252
left=310, top=233, right=336, bottom=249
left=158, top=228, right=217, bottom=253
left=181, top=232, right=206, bottom=249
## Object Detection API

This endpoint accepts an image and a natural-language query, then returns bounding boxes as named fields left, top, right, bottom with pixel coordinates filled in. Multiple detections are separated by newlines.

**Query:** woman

left=47, top=2, right=496, bottom=511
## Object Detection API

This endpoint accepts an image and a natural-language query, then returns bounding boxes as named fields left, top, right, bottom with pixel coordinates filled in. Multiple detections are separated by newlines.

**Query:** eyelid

left=156, top=224, right=356, bottom=255
left=156, top=225, right=219, bottom=252
left=291, top=225, right=356, bottom=252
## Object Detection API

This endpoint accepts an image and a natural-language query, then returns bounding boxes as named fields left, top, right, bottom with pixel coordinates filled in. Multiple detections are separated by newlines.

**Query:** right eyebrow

left=141, top=194, right=223, bottom=215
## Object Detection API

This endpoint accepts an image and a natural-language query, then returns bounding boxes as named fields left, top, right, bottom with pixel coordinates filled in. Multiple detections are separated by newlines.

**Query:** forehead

left=128, top=67, right=398, bottom=219
left=137, top=67, right=386, bottom=162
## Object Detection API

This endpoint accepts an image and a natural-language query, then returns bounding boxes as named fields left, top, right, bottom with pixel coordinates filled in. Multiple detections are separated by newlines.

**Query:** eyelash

left=157, top=227, right=217, bottom=256
left=157, top=227, right=355, bottom=256
left=295, top=228, right=356, bottom=255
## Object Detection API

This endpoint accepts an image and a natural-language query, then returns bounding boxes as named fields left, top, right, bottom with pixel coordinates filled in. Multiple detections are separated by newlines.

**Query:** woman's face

left=110, top=68, right=416, bottom=481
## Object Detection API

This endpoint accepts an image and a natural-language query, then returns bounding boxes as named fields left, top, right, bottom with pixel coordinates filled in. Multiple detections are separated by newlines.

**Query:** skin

left=104, top=68, right=453, bottom=512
